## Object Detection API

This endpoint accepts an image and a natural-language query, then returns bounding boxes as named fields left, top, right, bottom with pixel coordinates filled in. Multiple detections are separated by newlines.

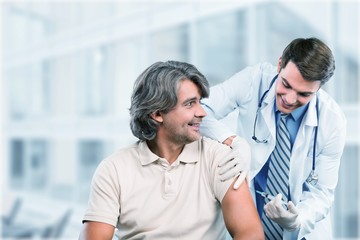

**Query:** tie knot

left=280, top=113, right=288, bottom=120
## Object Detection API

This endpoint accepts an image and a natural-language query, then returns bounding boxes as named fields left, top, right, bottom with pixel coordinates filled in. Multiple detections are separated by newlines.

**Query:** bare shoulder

left=79, top=221, right=115, bottom=240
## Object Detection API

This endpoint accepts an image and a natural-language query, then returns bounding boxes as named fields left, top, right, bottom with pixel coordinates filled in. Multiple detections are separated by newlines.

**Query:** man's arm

left=222, top=179, right=264, bottom=240
left=79, top=221, right=115, bottom=240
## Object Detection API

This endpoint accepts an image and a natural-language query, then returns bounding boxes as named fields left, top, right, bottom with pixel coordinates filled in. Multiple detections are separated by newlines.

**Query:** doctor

left=200, top=37, right=346, bottom=240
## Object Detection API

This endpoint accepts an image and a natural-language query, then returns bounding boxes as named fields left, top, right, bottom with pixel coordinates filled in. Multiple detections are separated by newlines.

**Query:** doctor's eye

left=282, top=80, right=291, bottom=89
left=298, top=92, right=313, bottom=98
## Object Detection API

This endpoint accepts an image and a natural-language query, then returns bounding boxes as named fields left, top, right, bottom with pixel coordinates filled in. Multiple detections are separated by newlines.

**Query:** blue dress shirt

left=255, top=102, right=309, bottom=216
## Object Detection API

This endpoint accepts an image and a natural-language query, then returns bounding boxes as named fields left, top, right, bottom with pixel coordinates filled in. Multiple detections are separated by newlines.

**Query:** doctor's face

left=276, top=61, right=321, bottom=114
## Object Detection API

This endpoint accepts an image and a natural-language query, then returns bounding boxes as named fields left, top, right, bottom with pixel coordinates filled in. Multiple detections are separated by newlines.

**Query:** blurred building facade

left=1, top=1, right=359, bottom=239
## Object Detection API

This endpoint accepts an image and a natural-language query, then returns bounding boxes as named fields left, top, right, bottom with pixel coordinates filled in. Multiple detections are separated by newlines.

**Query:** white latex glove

left=218, top=136, right=251, bottom=189
left=264, top=193, right=301, bottom=231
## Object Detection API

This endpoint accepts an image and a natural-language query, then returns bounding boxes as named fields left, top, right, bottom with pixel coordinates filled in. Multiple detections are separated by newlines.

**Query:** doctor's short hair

left=129, top=60, right=209, bottom=141
left=280, top=37, right=335, bottom=86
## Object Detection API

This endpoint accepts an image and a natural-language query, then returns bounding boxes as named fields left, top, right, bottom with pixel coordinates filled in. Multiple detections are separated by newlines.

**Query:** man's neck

left=147, top=138, right=184, bottom=165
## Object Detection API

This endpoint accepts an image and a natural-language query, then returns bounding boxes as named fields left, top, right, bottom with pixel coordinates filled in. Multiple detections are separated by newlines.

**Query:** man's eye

left=185, top=101, right=195, bottom=107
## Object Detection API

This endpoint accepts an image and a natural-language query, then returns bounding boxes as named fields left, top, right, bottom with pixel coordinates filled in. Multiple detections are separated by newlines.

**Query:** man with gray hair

left=79, top=60, right=264, bottom=240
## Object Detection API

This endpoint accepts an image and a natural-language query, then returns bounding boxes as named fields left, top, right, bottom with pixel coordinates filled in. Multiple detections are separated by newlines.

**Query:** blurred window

left=196, top=10, right=247, bottom=85
left=7, top=66, right=29, bottom=119
left=256, top=3, right=318, bottom=62
left=78, top=46, right=111, bottom=116
left=334, top=144, right=359, bottom=238
left=149, top=24, right=189, bottom=63
left=3, top=3, right=51, bottom=54
left=333, top=2, right=359, bottom=104
left=28, top=140, right=48, bottom=190
left=10, top=140, right=25, bottom=188
left=78, top=140, right=105, bottom=202
left=112, top=38, right=145, bottom=117
left=7, top=61, right=52, bottom=119
left=9, top=139, right=48, bottom=191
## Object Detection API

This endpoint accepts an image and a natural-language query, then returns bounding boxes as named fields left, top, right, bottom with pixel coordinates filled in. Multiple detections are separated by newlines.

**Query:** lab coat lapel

left=260, top=85, right=276, bottom=143
left=248, top=84, right=276, bottom=180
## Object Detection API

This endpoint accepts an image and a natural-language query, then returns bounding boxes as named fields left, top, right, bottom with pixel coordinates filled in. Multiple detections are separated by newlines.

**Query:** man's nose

left=196, top=104, right=207, bottom=118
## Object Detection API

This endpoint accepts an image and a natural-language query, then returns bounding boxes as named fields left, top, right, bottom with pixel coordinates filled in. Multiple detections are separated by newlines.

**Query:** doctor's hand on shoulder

left=264, top=193, right=301, bottom=232
left=218, top=136, right=251, bottom=189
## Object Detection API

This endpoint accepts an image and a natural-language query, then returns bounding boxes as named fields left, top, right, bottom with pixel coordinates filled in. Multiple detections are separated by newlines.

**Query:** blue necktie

left=262, top=113, right=291, bottom=240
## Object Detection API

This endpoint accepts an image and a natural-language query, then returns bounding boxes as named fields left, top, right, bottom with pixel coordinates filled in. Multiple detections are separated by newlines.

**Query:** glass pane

left=333, top=1, right=359, bottom=104
left=257, top=2, right=323, bottom=63
left=10, top=139, right=25, bottom=189
left=28, top=140, right=48, bottom=190
left=196, top=10, right=246, bottom=85
left=333, top=144, right=359, bottom=238
left=78, top=46, right=111, bottom=116
left=112, top=38, right=145, bottom=118
left=2, top=3, right=50, bottom=53
left=7, top=66, right=30, bottom=119
left=78, top=140, right=105, bottom=202
left=149, top=24, right=189, bottom=63
left=6, top=61, right=51, bottom=119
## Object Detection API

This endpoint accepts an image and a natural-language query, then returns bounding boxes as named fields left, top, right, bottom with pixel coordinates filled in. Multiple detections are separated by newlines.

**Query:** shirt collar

left=291, top=103, right=309, bottom=121
left=138, top=141, right=159, bottom=165
left=138, top=140, right=199, bottom=166
left=274, top=102, right=309, bottom=121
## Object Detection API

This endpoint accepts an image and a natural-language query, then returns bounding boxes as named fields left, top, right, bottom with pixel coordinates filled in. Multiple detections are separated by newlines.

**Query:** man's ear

left=150, top=111, right=163, bottom=123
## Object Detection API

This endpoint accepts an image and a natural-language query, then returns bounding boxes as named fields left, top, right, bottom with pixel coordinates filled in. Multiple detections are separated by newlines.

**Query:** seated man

left=79, top=61, right=264, bottom=240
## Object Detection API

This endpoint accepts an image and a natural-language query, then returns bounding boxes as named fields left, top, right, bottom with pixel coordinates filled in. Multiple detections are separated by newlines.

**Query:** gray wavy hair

left=129, top=60, right=209, bottom=141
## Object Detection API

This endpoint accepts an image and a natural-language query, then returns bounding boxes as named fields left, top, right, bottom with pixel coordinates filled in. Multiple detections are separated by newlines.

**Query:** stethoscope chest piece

left=306, top=170, right=318, bottom=185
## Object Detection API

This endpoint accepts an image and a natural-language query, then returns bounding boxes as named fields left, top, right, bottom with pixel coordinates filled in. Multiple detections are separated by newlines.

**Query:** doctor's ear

left=150, top=111, right=163, bottom=123
left=277, top=57, right=282, bottom=73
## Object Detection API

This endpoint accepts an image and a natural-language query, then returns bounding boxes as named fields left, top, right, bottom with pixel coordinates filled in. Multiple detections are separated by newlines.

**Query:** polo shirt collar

left=138, top=140, right=199, bottom=166
left=138, top=141, right=159, bottom=166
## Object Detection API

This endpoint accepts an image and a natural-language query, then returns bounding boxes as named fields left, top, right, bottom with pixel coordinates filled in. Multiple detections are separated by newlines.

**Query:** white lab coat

left=201, top=63, right=347, bottom=240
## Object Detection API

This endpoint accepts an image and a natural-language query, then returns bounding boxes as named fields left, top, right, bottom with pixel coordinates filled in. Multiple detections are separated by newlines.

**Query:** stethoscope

left=252, top=75, right=319, bottom=186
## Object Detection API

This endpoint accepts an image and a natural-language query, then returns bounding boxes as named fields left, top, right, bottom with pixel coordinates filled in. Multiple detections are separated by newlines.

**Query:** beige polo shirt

left=83, top=137, right=235, bottom=239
